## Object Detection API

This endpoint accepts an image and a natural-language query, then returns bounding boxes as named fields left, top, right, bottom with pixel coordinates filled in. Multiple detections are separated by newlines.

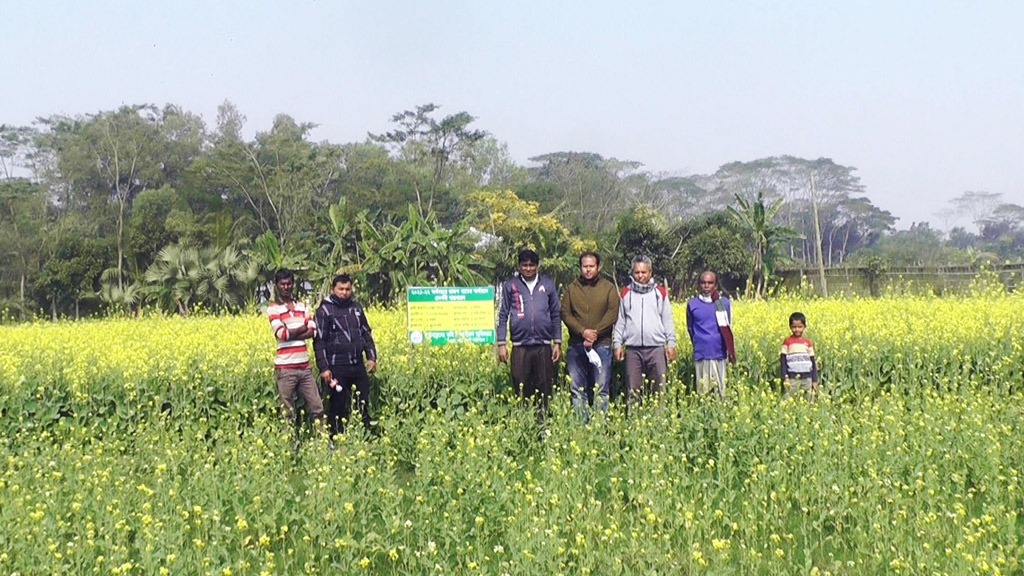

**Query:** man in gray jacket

left=613, top=255, right=677, bottom=406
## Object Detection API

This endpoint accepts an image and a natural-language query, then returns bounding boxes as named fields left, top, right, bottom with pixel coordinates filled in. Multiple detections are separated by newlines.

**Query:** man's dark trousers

left=326, top=364, right=371, bottom=435
left=510, top=344, right=553, bottom=422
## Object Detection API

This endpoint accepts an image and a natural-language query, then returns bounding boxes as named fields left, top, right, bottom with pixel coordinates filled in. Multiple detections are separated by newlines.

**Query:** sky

left=3, top=0, right=1022, bottom=230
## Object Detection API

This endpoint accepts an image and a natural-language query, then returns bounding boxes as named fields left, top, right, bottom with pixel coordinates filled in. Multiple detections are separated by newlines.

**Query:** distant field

left=1, top=294, right=1023, bottom=575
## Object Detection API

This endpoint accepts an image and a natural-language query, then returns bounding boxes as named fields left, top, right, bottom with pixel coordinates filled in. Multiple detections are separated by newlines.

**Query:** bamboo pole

left=810, top=173, right=828, bottom=298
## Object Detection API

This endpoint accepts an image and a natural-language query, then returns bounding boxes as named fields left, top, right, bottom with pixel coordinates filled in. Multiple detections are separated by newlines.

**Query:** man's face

left=275, top=277, right=294, bottom=300
left=518, top=259, right=538, bottom=281
left=580, top=255, right=599, bottom=280
left=331, top=281, right=353, bottom=301
left=699, top=273, right=717, bottom=296
left=632, top=262, right=652, bottom=284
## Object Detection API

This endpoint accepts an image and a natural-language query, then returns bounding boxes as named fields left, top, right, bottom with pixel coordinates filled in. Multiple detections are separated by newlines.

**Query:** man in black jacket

left=314, top=274, right=377, bottom=436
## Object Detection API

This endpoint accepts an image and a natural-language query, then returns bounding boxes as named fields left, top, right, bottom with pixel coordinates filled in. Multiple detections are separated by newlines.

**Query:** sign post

left=406, top=286, right=495, bottom=345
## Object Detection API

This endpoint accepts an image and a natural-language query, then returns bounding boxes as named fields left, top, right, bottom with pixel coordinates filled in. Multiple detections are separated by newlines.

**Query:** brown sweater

left=560, top=276, right=620, bottom=347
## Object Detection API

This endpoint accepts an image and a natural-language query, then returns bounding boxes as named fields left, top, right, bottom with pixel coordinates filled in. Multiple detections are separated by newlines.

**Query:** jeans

left=566, top=344, right=612, bottom=423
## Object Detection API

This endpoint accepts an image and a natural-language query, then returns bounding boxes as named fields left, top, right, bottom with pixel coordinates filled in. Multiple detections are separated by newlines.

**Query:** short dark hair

left=332, top=274, right=353, bottom=287
left=517, top=249, right=539, bottom=265
left=274, top=268, right=294, bottom=284
left=789, top=312, right=807, bottom=326
left=579, top=251, right=601, bottom=267
left=698, top=271, right=717, bottom=286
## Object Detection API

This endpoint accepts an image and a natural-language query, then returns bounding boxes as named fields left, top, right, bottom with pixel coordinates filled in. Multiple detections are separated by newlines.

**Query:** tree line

left=0, top=102, right=1020, bottom=320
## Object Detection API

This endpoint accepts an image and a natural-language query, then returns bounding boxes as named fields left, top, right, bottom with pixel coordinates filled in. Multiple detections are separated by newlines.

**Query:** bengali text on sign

left=406, top=286, right=495, bottom=345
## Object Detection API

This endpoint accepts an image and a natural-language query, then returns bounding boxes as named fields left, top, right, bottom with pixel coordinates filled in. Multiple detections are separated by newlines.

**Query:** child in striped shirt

left=780, top=311, right=818, bottom=400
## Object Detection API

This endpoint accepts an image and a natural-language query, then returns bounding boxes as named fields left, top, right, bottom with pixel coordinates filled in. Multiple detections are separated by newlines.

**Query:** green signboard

left=407, top=286, right=495, bottom=345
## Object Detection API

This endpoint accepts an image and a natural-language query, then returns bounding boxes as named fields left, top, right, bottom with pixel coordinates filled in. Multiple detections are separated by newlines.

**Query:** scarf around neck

left=630, top=278, right=656, bottom=294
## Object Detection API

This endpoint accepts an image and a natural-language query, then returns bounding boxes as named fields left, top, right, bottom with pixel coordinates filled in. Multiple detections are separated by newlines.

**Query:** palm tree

left=196, top=245, right=260, bottom=311
left=145, top=244, right=260, bottom=315
left=727, top=192, right=800, bottom=298
left=98, top=268, right=143, bottom=315
left=144, top=244, right=201, bottom=315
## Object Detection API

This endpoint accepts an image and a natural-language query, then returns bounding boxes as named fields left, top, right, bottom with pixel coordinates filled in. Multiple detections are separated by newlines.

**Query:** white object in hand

left=586, top=348, right=602, bottom=367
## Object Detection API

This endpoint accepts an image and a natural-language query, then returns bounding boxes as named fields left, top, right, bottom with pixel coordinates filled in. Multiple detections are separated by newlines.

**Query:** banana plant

left=727, top=191, right=801, bottom=298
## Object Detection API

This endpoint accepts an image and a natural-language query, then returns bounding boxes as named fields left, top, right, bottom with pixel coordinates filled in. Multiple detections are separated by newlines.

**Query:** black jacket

left=313, top=295, right=377, bottom=373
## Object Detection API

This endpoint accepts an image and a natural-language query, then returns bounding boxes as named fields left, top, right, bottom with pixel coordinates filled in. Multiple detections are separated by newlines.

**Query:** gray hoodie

left=613, top=279, right=677, bottom=349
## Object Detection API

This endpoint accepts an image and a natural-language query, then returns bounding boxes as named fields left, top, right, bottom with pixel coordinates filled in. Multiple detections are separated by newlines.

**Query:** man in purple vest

left=685, top=271, right=736, bottom=398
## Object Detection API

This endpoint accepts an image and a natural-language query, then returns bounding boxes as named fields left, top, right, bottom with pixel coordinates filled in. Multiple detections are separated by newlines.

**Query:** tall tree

left=709, top=156, right=873, bottom=264
left=862, top=222, right=973, bottom=267
left=370, top=103, right=487, bottom=218
left=334, top=141, right=417, bottom=221
left=33, top=234, right=111, bottom=319
left=527, top=151, right=643, bottom=234
left=208, top=111, right=340, bottom=250
left=670, top=213, right=750, bottom=296
left=0, top=125, right=38, bottom=179
left=36, top=105, right=166, bottom=290
left=612, top=207, right=677, bottom=286
left=451, top=135, right=528, bottom=192
left=947, top=191, right=1004, bottom=231
left=0, top=179, right=46, bottom=308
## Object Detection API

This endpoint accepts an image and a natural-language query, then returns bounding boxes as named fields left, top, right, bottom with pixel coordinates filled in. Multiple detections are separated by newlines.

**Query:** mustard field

left=2, top=293, right=1024, bottom=575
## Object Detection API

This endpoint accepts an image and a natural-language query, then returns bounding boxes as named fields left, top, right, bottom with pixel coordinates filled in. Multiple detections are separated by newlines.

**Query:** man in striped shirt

left=267, top=269, right=324, bottom=426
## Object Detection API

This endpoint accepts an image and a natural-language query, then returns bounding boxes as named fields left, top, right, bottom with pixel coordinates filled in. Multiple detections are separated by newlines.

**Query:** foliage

left=611, top=206, right=678, bottom=286
left=36, top=105, right=171, bottom=291
left=1, top=101, right=1020, bottom=321
left=0, top=179, right=47, bottom=307
left=142, top=244, right=259, bottom=315
left=205, top=108, right=342, bottom=252
left=708, top=156, right=895, bottom=266
left=728, top=192, right=801, bottom=298
left=463, top=189, right=589, bottom=286
left=2, top=294, right=1024, bottom=574
left=371, top=103, right=487, bottom=219
left=860, top=223, right=975, bottom=267
left=32, top=234, right=112, bottom=319
left=527, top=151, right=646, bottom=235
left=671, top=213, right=750, bottom=295
left=943, top=192, right=1024, bottom=263
left=357, top=206, right=485, bottom=305
left=308, top=197, right=364, bottom=296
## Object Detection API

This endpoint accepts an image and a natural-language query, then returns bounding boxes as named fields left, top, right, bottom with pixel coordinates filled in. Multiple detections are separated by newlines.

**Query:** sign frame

left=406, top=286, right=495, bottom=346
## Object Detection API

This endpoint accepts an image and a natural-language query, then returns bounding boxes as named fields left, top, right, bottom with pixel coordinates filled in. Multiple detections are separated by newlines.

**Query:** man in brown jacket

left=560, top=251, right=619, bottom=423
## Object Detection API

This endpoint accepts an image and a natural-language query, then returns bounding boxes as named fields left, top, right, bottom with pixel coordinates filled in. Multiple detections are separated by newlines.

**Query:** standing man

left=313, top=274, right=377, bottom=437
left=686, top=270, right=736, bottom=399
left=267, top=269, right=325, bottom=428
left=613, top=255, right=677, bottom=407
left=561, top=251, right=619, bottom=422
left=496, top=249, right=561, bottom=424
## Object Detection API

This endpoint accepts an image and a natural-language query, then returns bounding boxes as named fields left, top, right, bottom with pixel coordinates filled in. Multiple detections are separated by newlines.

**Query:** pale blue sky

left=3, top=1, right=1022, bottom=229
